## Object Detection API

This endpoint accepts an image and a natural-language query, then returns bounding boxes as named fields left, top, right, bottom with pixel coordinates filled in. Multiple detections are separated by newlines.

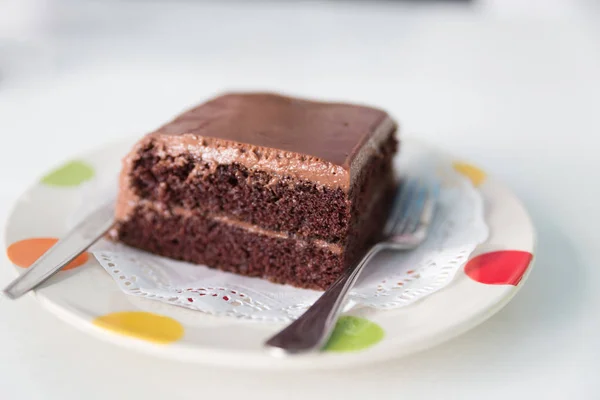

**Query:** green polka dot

left=323, top=316, right=384, bottom=352
left=41, top=160, right=95, bottom=187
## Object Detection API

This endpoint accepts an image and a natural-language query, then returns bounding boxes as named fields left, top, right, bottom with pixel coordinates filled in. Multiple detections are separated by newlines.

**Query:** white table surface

left=0, top=2, right=599, bottom=399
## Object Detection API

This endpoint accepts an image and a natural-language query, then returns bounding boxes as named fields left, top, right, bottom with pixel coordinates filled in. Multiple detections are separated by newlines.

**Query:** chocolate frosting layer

left=157, top=93, right=392, bottom=166
left=146, top=93, right=397, bottom=188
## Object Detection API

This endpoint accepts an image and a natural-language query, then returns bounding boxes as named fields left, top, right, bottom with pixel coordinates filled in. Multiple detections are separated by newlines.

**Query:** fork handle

left=265, top=243, right=385, bottom=355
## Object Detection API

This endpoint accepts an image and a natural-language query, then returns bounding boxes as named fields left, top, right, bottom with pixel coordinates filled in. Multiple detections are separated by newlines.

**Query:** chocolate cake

left=112, top=93, right=398, bottom=290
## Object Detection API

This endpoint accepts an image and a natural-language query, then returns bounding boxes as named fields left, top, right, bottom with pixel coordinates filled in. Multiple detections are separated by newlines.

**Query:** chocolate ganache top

left=148, top=93, right=397, bottom=188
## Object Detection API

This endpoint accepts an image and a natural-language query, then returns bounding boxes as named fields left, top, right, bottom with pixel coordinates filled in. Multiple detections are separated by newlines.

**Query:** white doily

left=72, top=141, right=489, bottom=322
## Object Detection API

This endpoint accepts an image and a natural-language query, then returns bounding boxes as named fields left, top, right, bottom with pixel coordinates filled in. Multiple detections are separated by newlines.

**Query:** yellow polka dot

left=453, top=161, right=487, bottom=187
left=93, top=311, right=184, bottom=344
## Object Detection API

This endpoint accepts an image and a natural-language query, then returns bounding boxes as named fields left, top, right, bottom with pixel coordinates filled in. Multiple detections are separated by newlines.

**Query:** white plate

left=3, top=137, right=535, bottom=369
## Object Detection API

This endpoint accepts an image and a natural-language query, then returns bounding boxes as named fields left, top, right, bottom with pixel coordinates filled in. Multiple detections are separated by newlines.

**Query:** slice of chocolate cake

left=112, top=93, right=398, bottom=290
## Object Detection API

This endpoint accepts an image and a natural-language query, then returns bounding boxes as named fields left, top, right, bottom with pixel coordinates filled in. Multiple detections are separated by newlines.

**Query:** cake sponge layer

left=112, top=190, right=393, bottom=290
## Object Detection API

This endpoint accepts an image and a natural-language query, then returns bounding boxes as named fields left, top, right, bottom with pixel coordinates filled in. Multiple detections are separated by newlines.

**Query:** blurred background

left=1, top=0, right=598, bottom=197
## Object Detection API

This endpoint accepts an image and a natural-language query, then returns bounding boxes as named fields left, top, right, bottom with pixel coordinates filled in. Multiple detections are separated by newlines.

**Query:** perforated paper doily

left=72, top=141, right=488, bottom=322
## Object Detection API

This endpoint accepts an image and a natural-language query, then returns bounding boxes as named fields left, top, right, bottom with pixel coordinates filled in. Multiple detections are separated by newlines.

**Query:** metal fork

left=264, top=178, right=438, bottom=355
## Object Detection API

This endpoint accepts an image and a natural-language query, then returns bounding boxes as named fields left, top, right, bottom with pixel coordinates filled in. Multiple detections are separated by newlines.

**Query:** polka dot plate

left=3, top=137, right=535, bottom=369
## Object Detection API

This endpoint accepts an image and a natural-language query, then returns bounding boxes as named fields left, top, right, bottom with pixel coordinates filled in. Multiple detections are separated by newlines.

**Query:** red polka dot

left=464, top=251, right=533, bottom=286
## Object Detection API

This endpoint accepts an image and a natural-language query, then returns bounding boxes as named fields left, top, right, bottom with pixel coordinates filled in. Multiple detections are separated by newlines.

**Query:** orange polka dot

left=7, top=238, right=89, bottom=271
